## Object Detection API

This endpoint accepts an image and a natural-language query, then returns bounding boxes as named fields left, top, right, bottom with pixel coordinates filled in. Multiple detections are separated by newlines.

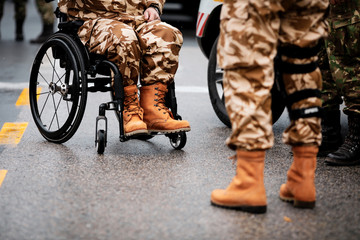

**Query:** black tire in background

left=207, top=38, right=285, bottom=128
left=207, top=38, right=231, bottom=127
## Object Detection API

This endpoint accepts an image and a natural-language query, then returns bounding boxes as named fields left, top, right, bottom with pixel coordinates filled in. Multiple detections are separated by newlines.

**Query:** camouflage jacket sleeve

left=146, top=0, right=165, bottom=14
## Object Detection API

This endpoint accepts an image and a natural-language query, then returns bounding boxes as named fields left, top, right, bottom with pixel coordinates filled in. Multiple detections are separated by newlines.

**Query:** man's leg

left=14, top=0, right=26, bottom=41
left=78, top=19, right=147, bottom=136
left=137, top=20, right=190, bottom=133
left=319, top=40, right=343, bottom=154
left=210, top=0, right=280, bottom=214
left=278, top=0, right=328, bottom=208
left=30, top=0, right=54, bottom=44
left=325, top=20, right=360, bottom=165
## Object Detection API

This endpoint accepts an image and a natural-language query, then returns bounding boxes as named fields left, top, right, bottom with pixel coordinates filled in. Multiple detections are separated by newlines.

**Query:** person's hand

left=144, top=7, right=160, bottom=22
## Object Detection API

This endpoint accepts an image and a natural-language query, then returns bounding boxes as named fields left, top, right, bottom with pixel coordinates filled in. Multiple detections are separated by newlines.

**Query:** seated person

left=58, top=0, right=191, bottom=136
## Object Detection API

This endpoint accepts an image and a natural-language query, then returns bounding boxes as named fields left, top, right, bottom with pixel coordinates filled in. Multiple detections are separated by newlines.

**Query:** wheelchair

left=29, top=8, right=187, bottom=154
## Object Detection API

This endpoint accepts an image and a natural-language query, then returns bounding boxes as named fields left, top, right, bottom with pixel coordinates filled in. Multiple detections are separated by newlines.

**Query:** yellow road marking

left=0, top=170, right=7, bottom=188
left=16, top=87, right=42, bottom=106
left=0, top=122, right=28, bottom=145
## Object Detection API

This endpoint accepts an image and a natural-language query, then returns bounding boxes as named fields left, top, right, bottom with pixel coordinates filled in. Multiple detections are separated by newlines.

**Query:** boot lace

left=154, top=87, right=173, bottom=117
left=124, top=91, right=142, bottom=116
left=338, top=134, right=359, bottom=154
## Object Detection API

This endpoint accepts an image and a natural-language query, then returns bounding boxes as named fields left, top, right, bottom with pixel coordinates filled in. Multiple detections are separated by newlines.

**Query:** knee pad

left=277, top=43, right=323, bottom=121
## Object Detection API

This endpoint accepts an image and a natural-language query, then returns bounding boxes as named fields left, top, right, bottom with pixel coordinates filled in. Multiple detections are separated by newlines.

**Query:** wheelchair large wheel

left=29, top=33, right=87, bottom=143
left=208, top=38, right=285, bottom=127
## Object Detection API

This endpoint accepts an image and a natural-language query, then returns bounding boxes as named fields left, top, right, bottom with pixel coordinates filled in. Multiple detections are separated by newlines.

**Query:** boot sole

left=279, top=196, right=315, bottom=209
left=210, top=201, right=267, bottom=214
left=148, top=127, right=191, bottom=134
left=324, top=159, right=360, bottom=166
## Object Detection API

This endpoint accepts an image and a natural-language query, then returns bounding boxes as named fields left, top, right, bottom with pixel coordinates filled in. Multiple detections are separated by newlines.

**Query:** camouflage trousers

left=218, top=0, right=328, bottom=150
left=35, top=0, right=54, bottom=25
left=78, top=18, right=183, bottom=86
left=0, top=0, right=27, bottom=22
left=320, top=20, right=360, bottom=116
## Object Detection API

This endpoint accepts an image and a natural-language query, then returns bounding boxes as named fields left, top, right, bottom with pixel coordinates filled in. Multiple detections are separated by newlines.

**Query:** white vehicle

left=196, top=0, right=285, bottom=127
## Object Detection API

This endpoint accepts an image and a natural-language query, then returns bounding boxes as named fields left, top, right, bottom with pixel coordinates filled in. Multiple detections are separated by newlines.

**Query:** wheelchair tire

left=169, top=132, right=187, bottom=150
left=208, top=38, right=285, bottom=127
left=29, top=33, right=88, bottom=143
left=97, top=130, right=106, bottom=154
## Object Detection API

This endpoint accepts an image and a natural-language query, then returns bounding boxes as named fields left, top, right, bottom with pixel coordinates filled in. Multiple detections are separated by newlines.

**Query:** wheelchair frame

left=29, top=8, right=187, bottom=154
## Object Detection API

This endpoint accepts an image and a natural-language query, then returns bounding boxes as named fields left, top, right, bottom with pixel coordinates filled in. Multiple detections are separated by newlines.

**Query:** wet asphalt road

left=0, top=1, right=360, bottom=239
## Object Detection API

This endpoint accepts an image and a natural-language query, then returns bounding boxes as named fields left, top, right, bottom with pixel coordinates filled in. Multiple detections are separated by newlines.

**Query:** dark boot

left=30, top=23, right=53, bottom=44
left=319, top=109, right=342, bottom=155
left=15, top=19, right=24, bottom=41
left=325, top=115, right=360, bottom=166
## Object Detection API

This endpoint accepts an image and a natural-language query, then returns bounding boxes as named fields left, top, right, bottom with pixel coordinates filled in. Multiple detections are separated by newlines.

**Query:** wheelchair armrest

left=58, top=20, right=84, bottom=32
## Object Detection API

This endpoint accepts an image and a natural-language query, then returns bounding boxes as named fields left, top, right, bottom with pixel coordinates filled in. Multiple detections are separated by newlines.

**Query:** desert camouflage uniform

left=218, top=0, right=328, bottom=151
left=58, top=0, right=183, bottom=86
left=320, top=0, right=360, bottom=115
left=35, top=0, right=54, bottom=25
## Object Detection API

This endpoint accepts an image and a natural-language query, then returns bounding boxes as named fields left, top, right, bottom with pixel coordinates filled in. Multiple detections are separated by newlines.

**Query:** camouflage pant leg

left=35, top=0, right=54, bottom=25
left=327, top=21, right=360, bottom=115
left=319, top=39, right=343, bottom=110
left=218, top=0, right=327, bottom=150
left=219, top=1, right=279, bottom=150
left=78, top=19, right=141, bottom=86
left=279, top=0, right=328, bottom=147
left=136, top=20, right=183, bottom=85
left=13, top=0, right=27, bottom=21
left=281, top=59, right=323, bottom=146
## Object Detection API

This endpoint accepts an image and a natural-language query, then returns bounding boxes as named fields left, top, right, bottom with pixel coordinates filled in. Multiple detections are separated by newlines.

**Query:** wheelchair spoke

left=49, top=93, right=63, bottom=130
left=45, top=52, right=64, bottom=85
left=37, top=90, right=51, bottom=96
left=55, top=72, right=66, bottom=86
left=38, top=71, right=51, bottom=86
left=39, top=91, right=51, bottom=118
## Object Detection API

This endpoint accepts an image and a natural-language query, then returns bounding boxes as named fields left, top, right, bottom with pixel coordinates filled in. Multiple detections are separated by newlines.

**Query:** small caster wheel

left=169, top=131, right=186, bottom=150
left=97, top=129, right=106, bottom=154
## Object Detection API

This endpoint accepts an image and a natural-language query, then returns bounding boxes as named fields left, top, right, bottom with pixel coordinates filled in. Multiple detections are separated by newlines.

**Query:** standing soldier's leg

left=319, top=39, right=343, bottom=153
left=30, top=0, right=54, bottom=43
left=137, top=21, right=190, bottom=134
left=78, top=19, right=148, bottom=137
left=278, top=0, right=328, bottom=208
left=210, top=0, right=281, bottom=214
left=13, top=0, right=26, bottom=41
left=325, top=20, right=360, bottom=166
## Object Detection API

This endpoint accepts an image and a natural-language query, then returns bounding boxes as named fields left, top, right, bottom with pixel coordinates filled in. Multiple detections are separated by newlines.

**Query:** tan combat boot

left=211, top=150, right=267, bottom=214
left=123, top=85, right=148, bottom=137
left=140, top=83, right=191, bottom=133
left=279, top=146, right=318, bottom=209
